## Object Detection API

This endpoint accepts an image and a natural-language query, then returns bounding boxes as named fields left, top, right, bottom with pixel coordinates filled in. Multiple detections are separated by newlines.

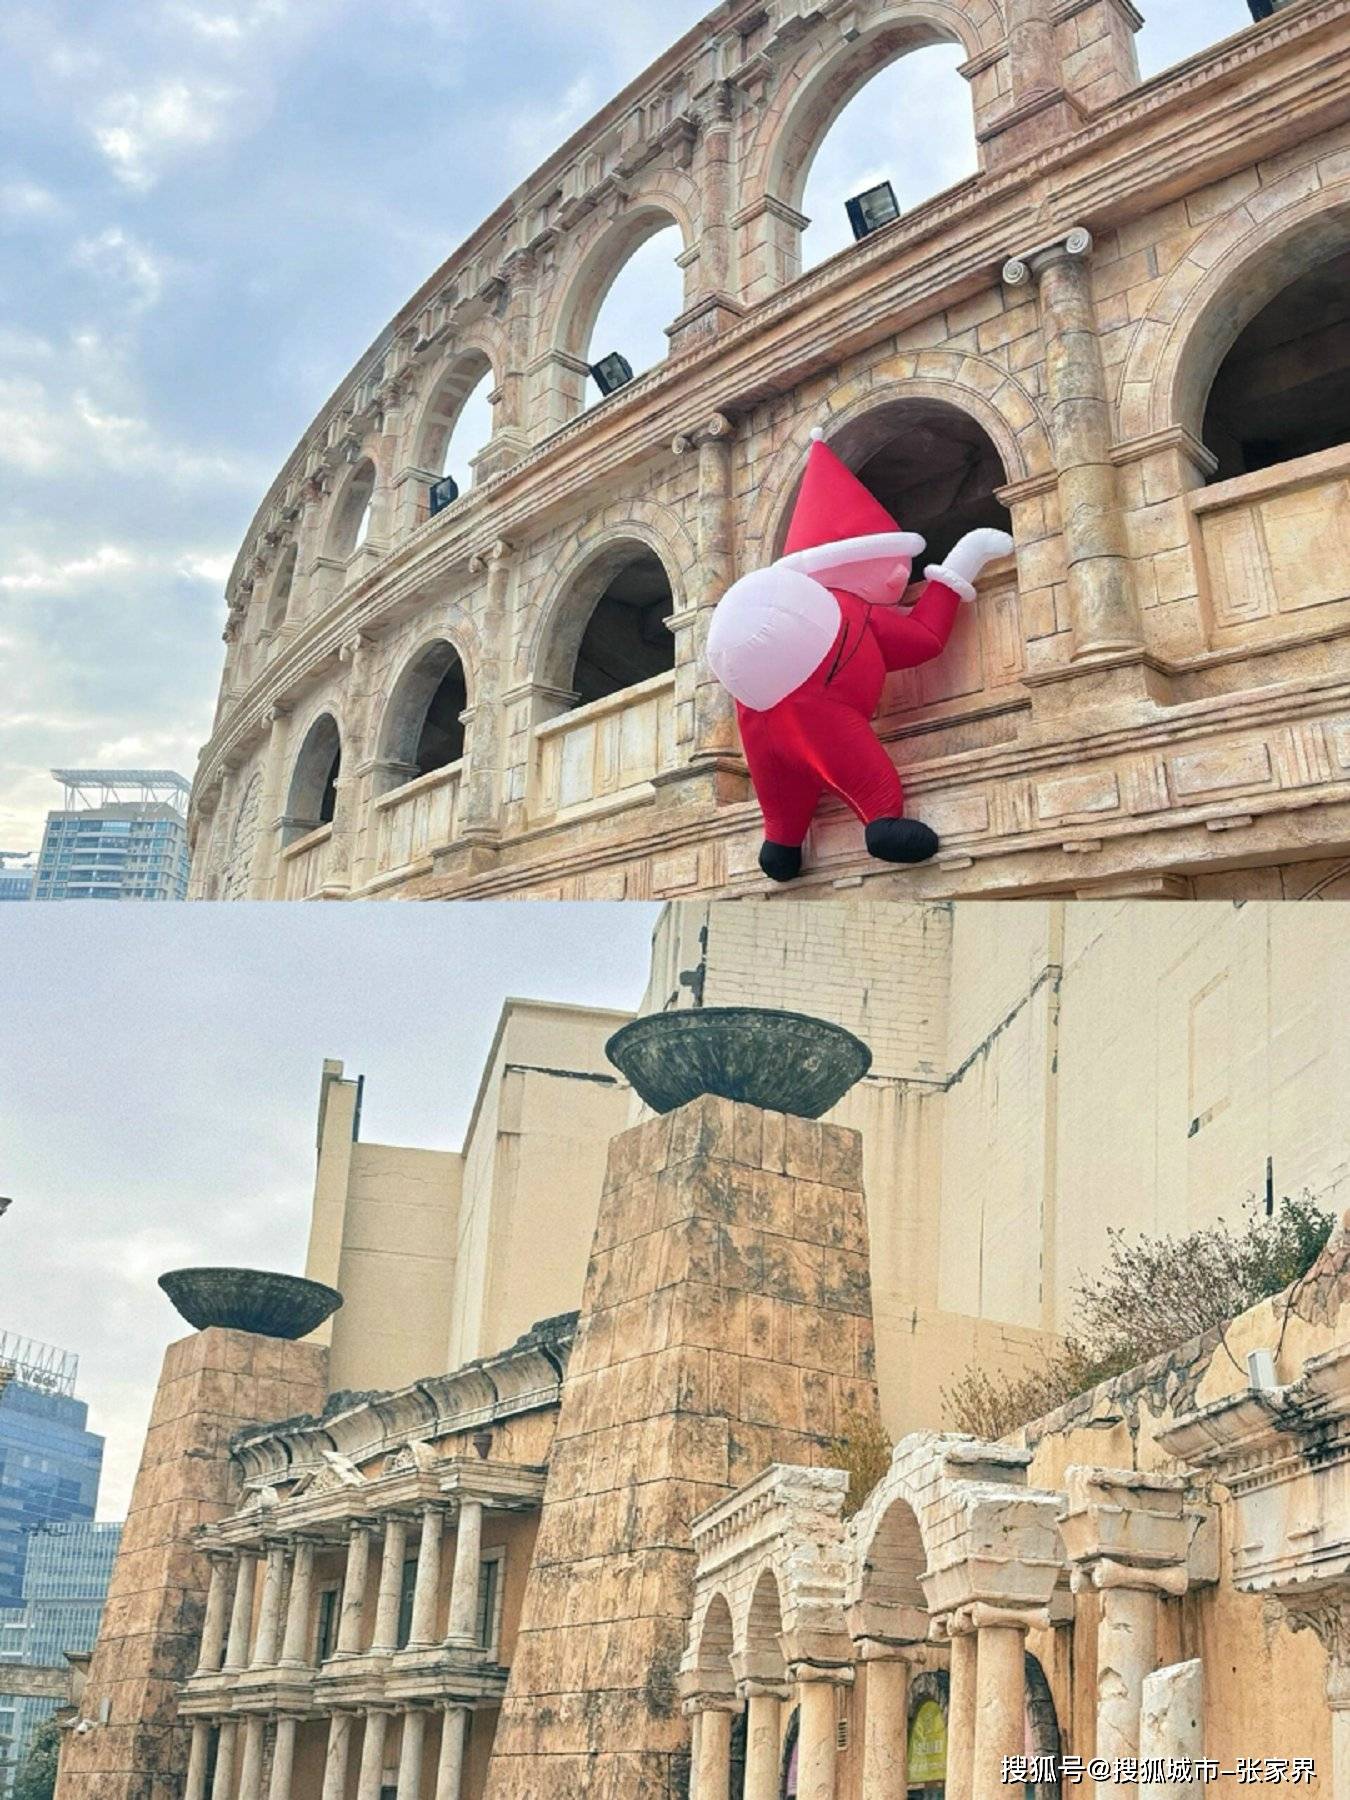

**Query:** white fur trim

left=924, top=564, right=978, bottom=604
left=707, top=566, right=840, bottom=711
left=780, top=532, right=926, bottom=578
left=809, top=426, right=825, bottom=441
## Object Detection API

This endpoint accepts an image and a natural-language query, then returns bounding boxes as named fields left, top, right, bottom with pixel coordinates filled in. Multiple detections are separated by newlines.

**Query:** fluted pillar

left=268, top=1717, right=298, bottom=1800
left=794, top=1668, right=849, bottom=1800
left=251, top=1542, right=288, bottom=1668
left=946, top=1620, right=978, bottom=1800
left=373, top=1517, right=410, bottom=1652
left=407, top=1506, right=445, bottom=1649
left=742, top=1687, right=783, bottom=1800
left=237, top=1716, right=267, bottom=1800
left=279, top=1538, right=316, bottom=1667
left=356, top=1707, right=393, bottom=1800
left=1004, top=231, right=1141, bottom=661
left=433, top=1704, right=470, bottom=1800
left=196, top=1553, right=234, bottom=1674
left=395, top=1709, right=427, bottom=1800
left=185, top=1721, right=212, bottom=1800
left=861, top=1648, right=912, bottom=1798
left=444, top=1500, right=483, bottom=1648
left=211, top=1720, right=239, bottom=1800
left=336, top=1521, right=375, bottom=1656
left=320, top=1712, right=355, bottom=1800
left=224, top=1551, right=259, bottom=1671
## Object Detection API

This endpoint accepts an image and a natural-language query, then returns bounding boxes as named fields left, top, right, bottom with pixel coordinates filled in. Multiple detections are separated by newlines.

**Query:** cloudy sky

left=0, top=0, right=1254, bottom=852
left=0, top=902, right=661, bottom=1514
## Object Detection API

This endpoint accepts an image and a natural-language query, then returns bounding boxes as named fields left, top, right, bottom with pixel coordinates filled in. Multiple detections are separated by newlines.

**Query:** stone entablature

left=191, top=0, right=1350, bottom=904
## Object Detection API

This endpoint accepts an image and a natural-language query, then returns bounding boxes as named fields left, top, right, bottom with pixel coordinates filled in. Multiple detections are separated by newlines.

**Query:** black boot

left=865, top=817, right=940, bottom=865
left=759, top=840, right=804, bottom=883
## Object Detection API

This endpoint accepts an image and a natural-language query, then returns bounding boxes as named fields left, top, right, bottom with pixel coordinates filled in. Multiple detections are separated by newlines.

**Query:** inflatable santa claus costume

left=707, top=434, right=1012, bottom=881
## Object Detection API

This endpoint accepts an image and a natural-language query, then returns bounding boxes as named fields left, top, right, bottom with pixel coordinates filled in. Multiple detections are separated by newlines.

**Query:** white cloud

left=177, top=550, right=234, bottom=583
left=0, top=544, right=140, bottom=592
left=93, top=79, right=235, bottom=188
left=72, top=226, right=168, bottom=310
left=0, top=180, right=63, bottom=220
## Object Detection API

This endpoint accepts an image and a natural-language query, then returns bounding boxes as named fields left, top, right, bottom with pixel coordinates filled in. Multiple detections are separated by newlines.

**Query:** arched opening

left=898, top=1656, right=1061, bottom=1797
left=799, top=44, right=978, bottom=270
left=264, top=543, right=297, bottom=634
left=418, top=352, right=496, bottom=499
left=559, top=209, right=686, bottom=413
left=286, top=713, right=342, bottom=841
left=548, top=541, right=676, bottom=708
left=781, top=1707, right=799, bottom=1798
left=787, top=400, right=1012, bottom=569
left=380, top=641, right=469, bottom=782
left=329, top=459, right=376, bottom=560
left=1201, top=243, right=1350, bottom=481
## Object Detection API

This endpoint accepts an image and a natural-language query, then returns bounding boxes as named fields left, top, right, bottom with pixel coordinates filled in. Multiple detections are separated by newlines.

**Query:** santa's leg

left=805, top=702, right=940, bottom=866
left=738, top=709, right=824, bottom=882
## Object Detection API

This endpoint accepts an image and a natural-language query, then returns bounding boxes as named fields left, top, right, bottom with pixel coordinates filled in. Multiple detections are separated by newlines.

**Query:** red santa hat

left=777, top=432, right=925, bottom=598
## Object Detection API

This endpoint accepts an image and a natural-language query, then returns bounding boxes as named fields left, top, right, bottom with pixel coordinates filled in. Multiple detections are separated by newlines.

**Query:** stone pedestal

left=54, top=1328, right=326, bottom=1800
left=483, top=1093, right=878, bottom=1799
left=1138, top=1661, right=1203, bottom=1800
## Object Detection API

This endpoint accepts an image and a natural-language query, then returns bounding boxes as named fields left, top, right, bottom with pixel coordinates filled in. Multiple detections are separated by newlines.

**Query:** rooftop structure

left=33, top=770, right=191, bottom=902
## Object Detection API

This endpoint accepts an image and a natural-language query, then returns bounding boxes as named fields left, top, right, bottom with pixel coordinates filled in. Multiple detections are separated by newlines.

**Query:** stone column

left=237, top=1716, right=267, bottom=1800
left=689, top=1699, right=737, bottom=1800
left=196, top=1554, right=234, bottom=1674
left=336, top=1521, right=375, bottom=1656
left=1138, top=1661, right=1203, bottom=1800
left=321, top=1713, right=355, bottom=1800
left=373, top=1517, right=410, bottom=1652
left=356, top=1707, right=393, bottom=1800
left=946, top=1618, right=978, bottom=1800
left=211, top=1720, right=239, bottom=1800
left=457, top=543, right=514, bottom=847
left=395, top=1709, right=427, bottom=1800
left=1060, top=1467, right=1193, bottom=1798
left=278, top=1538, right=315, bottom=1667
left=251, top=1542, right=289, bottom=1668
left=249, top=703, right=293, bottom=899
left=971, top=1608, right=1028, bottom=1800
left=433, top=1704, right=470, bottom=1800
left=671, top=414, right=740, bottom=776
left=1285, top=1598, right=1350, bottom=1800
left=268, top=1717, right=299, bottom=1800
left=860, top=1648, right=912, bottom=1798
left=224, top=1552, right=259, bottom=1671
left=444, top=1500, right=484, bottom=1648
left=1006, top=0, right=1059, bottom=100
left=794, top=1668, right=849, bottom=1800
left=185, top=1722, right=212, bottom=1800
left=407, top=1506, right=445, bottom=1648
left=741, top=1686, right=784, bottom=1800
left=1003, top=231, right=1142, bottom=662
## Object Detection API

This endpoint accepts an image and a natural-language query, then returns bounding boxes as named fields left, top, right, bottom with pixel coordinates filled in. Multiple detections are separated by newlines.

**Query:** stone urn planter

left=605, top=1006, right=871, bottom=1119
left=158, top=1267, right=343, bottom=1339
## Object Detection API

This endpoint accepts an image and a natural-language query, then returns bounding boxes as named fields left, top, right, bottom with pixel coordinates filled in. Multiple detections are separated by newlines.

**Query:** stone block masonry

left=54, top=1328, right=327, bottom=1800
left=482, top=1093, right=880, bottom=1800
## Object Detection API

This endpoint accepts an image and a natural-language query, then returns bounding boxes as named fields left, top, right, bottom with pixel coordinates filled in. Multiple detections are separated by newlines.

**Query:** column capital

left=1060, top=1464, right=1194, bottom=1589
left=680, top=1691, right=743, bottom=1716
left=736, top=1677, right=791, bottom=1701
left=672, top=411, right=736, bottom=455
left=788, top=1661, right=855, bottom=1687
left=1002, top=226, right=1094, bottom=288
left=468, top=538, right=515, bottom=575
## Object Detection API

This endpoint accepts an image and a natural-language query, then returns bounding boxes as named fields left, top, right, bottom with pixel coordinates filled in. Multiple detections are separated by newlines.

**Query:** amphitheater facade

left=189, top=0, right=1350, bottom=902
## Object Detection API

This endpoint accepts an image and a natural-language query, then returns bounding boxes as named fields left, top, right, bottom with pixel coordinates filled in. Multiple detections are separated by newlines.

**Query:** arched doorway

left=546, top=543, right=676, bottom=708
left=285, top=714, right=341, bottom=841
left=380, top=642, right=469, bottom=784
left=328, top=459, right=376, bottom=560
left=1201, top=243, right=1350, bottom=480
left=898, top=1654, right=1061, bottom=1798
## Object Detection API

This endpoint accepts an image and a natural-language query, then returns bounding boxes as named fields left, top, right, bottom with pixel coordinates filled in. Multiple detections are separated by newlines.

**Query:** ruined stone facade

left=189, top=0, right=1350, bottom=904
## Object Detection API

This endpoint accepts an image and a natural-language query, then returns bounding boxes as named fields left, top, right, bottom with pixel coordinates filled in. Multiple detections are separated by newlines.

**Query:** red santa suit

left=707, top=436, right=1012, bottom=879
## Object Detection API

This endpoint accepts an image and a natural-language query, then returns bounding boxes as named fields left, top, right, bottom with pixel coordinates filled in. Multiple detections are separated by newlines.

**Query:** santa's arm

left=870, top=528, right=1014, bottom=670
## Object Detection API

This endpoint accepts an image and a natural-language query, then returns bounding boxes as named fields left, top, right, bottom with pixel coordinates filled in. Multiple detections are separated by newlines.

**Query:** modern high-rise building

left=31, top=771, right=191, bottom=902
left=0, top=1337, right=103, bottom=1609
left=0, top=856, right=34, bottom=903
left=0, top=1521, right=122, bottom=1797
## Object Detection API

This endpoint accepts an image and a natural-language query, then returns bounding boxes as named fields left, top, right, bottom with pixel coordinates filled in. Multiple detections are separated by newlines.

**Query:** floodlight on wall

left=1247, top=0, right=1276, bottom=17
left=846, top=181, right=901, bottom=242
left=590, top=352, right=635, bottom=397
left=428, top=473, right=460, bottom=517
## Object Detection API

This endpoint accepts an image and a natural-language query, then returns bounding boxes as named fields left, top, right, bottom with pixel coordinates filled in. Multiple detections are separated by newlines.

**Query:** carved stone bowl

left=605, top=1006, right=872, bottom=1119
left=158, top=1268, right=343, bottom=1339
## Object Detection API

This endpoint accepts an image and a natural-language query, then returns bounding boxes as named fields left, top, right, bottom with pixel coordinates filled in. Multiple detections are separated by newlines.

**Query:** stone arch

left=263, top=542, right=298, bottom=634
left=285, top=711, right=342, bottom=840
left=522, top=514, right=692, bottom=703
left=750, top=377, right=1039, bottom=570
left=324, top=456, right=378, bottom=561
left=745, top=1567, right=787, bottom=1672
left=547, top=187, right=698, bottom=367
left=376, top=634, right=473, bottom=786
left=694, top=1590, right=737, bottom=1681
left=409, top=344, right=498, bottom=485
left=1118, top=183, right=1350, bottom=446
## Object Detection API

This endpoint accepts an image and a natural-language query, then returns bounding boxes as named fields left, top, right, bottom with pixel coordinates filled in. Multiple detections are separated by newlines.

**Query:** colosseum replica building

left=56, top=904, right=1350, bottom=1798
left=189, top=0, right=1350, bottom=903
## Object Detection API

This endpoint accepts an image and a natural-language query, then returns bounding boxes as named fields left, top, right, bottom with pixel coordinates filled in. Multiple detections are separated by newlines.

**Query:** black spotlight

left=590, top=352, right=635, bottom=397
left=428, top=473, right=460, bottom=517
left=846, top=180, right=902, bottom=242
left=1248, top=0, right=1276, bottom=16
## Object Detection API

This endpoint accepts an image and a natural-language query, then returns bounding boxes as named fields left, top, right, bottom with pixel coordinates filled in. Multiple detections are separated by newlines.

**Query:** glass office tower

left=30, top=771, right=190, bottom=902
left=0, top=1339, right=104, bottom=1608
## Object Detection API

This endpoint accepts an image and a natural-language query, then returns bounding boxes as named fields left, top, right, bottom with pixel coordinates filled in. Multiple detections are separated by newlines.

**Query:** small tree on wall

left=945, top=1194, right=1335, bottom=1441
left=13, top=1717, right=61, bottom=1800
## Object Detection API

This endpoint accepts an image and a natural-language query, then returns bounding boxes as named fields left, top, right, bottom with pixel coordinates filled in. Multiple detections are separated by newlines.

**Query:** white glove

left=924, top=528, right=1014, bottom=602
